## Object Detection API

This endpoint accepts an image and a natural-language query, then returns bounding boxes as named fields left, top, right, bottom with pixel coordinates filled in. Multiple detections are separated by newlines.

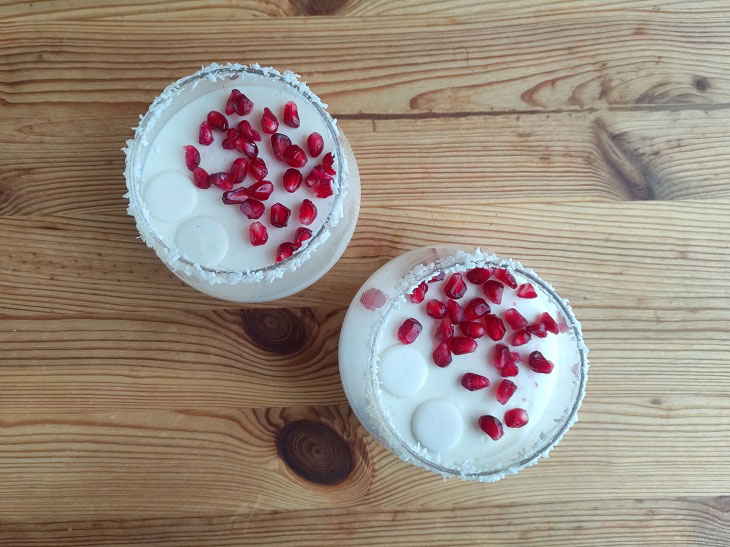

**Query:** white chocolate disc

left=412, top=399, right=464, bottom=453
left=143, top=171, right=197, bottom=223
left=175, top=216, right=229, bottom=266
left=378, top=345, right=428, bottom=398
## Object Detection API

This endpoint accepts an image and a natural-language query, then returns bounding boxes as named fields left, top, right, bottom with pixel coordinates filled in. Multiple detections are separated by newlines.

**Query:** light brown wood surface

left=1, top=1, right=729, bottom=545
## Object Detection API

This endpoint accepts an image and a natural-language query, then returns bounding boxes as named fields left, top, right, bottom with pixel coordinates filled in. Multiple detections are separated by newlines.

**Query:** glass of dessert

left=124, top=63, right=360, bottom=302
left=339, top=247, right=588, bottom=481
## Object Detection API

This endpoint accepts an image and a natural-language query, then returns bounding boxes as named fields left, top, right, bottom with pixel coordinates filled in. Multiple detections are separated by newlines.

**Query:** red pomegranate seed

left=238, top=120, right=261, bottom=142
left=225, top=89, right=241, bottom=115
left=182, top=145, right=200, bottom=171
left=299, top=199, right=317, bottom=225
left=478, top=415, right=504, bottom=440
left=234, top=93, right=253, bottom=116
left=271, top=133, right=292, bottom=161
left=444, top=273, right=466, bottom=299
left=446, top=299, right=465, bottom=323
left=282, top=168, right=303, bottom=193
left=248, top=180, right=274, bottom=201
left=307, top=132, right=324, bottom=157
left=516, top=283, right=537, bottom=299
left=483, top=280, right=504, bottom=305
left=426, top=299, right=447, bottom=319
left=397, top=318, right=422, bottom=344
left=276, top=242, right=296, bottom=262
left=493, top=343, right=519, bottom=371
left=312, top=179, right=334, bottom=198
left=540, top=312, right=559, bottom=335
left=222, top=128, right=237, bottom=149
left=483, top=314, right=506, bottom=341
left=283, top=101, right=300, bottom=128
left=429, top=271, right=445, bottom=283
left=228, top=158, right=249, bottom=184
left=249, top=158, right=268, bottom=181
left=461, top=373, right=489, bottom=391
left=434, top=318, right=454, bottom=342
left=496, top=379, right=517, bottom=405
left=511, top=329, right=531, bottom=346
left=504, top=408, right=529, bottom=428
left=528, top=351, right=554, bottom=373
left=199, top=121, right=214, bottom=146
left=526, top=322, right=547, bottom=338
left=270, top=202, right=291, bottom=228
left=432, top=342, right=451, bottom=367
left=322, top=152, right=336, bottom=175
left=209, top=171, right=234, bottom=190
left=294, top=227, right=313, bottom=249
left=460, top=321, right=485, bottom=339
left=501, top=362, right=519, bottom=377
left=465, top=298, right=490, bottom=320
left=449, top=336, right=477, bottom=355
left=261, top=107, right=279, bottom=134
left=207, top=110, right=228, bottom=132
left=409, top=282, right=428, bottom=304
left=360, top=288, right=386, bottom=310
left=222, top=187, right=249, bottom=204
left=304, top=165, right=330, bottom=187
left=466, top=267, right=491, bottom=285
left=504, top=308, right=528, bottom=330
left=249, top=222, right=268, bottom=246
left=236, top=138, right=258, bottom=159
left=240, top=198, right=265, bottom=219
left=494, top=268, right=517, bottom=289
left=192, top=167, right=211, bottom=189
left=283, top=144, right=308, bottom=168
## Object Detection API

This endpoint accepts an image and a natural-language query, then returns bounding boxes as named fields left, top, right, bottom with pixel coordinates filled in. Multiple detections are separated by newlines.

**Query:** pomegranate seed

left=446, top=299, right=465, bottom=323
left=496, top=379, right=517, bottom=405
left=207, top=111, right=228, bottom=132
left=493, top=343, right=519, bottom=371
left=449, top=336, right=477, bottom=355
left=228, top=157, right=249, bottom=184
left=271, top=133, right=292, bottom=161
left=307, top=132, right=324, bottom=157
left=276, top=242, right=296, bottom=262
left=478, top=415, right=504, bottom=440
left=312, top=179, right=334, bottom=198
left=511, top=329, right=531, bottom=346
left=516, top=283, right=537, bottom=299
left=461, top=373, right=489, bottom=391
left=504, top=408, right=529, bottom=428
left=248, top=180, right=274, bottom=201
left=294, top=227, right=313, bottom=249
left=429, top=271, right=445, bottom=283
left=283, top=101, right=300, bottom=128
left=209, top=171, right=233, bottom=190
left=434, top=318, right=454, bottom=342
left=235, top=138, right=257, bottom=159
left=426, top=299, right=447, bottom=319
left=299, top=199, right=317, bottom=225
left=222, top=129, right=237, bottom=149
left=494, top=268, right=517, bottom=289
left=238, top=120, right=261, bottom=141
left=199, top=121, right=214, bottom=145
left=360, top=288, right=386, bottom=310
left=322, top=152, right=336, bottom=175
left=234, top=93, right=253, bottom=116
left=261, top=107, right=279, bottom=134
left=305, top=165, right=330, bottom=187
left=432, top=342, right=452, bottom=367
left=397, top=318, right=422, bottom=344
left=460, top=321, right=485, bottom=339
left=409, top=282, right=428, bottom=303
left=504, top=308, right=528, bottom=330
left=249, top=158, right=268, bottom=181
left=483, top=314, right=506, bottom=341
left=283, top=144, right=308, bottom=168
left=501, top=362, right=519, bottom=377
left=270, top=202, right=291, bottom=228
left=222, top=187, right=249, bottom=204
left=444, top=273, right=466, bottom=299
left=282, top=168, right=303, bottom=193
left=540, top=312, right=559, bottom=335
left=240, top=198, right=265, bottom=219
left=225, top=89, right=241, bottom=115
left=192, top=167, right=211, bottom=189
left=526, top=322, right=547, bottom=338
left=182, top=145, right=200, bottom=171
left=249, top=222, right=268, bottom=246
left=483, top=280, right=504, bottom=305
left=528, top=351, right=554, bottom=373
left=465, top=298, right=490, bottom=320
left=466, top=267, right=491, bottom=285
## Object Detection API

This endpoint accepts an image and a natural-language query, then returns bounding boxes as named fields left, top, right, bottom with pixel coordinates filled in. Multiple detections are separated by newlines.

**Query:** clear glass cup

left=338, top=246, right=589, bottom=481
left=124, top=64, right=360, bottom=302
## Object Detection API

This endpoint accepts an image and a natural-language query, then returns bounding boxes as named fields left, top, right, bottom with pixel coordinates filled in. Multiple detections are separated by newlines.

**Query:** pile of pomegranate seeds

left=181, top=90, right=338, bottom=263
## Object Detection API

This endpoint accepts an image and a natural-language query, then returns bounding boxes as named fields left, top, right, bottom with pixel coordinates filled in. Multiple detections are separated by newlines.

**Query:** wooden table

left=2, top=1, right=729, bottom=544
